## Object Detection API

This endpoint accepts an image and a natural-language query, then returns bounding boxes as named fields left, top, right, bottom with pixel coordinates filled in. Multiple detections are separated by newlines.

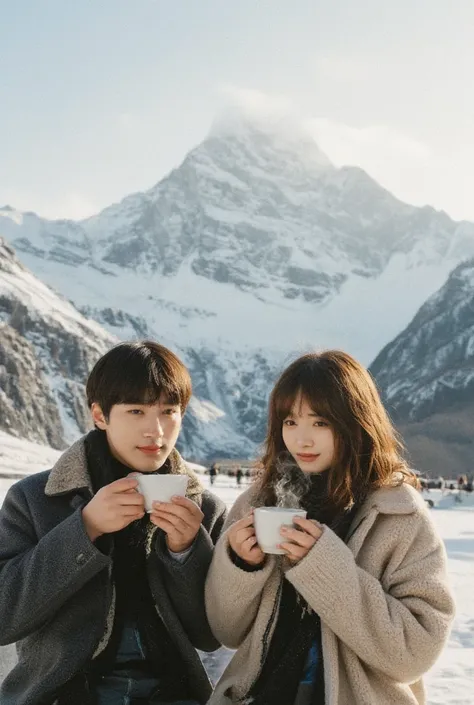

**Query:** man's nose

left=143, top=415, right=164, bottom=437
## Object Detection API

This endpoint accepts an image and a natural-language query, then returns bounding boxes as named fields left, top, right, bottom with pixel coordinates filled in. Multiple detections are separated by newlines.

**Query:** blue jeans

left=94, top=671, right=198, bottom=704
left=93, top=621, right=198, bottom=705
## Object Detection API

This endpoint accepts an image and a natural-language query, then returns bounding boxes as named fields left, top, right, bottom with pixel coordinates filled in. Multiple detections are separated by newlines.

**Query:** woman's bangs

left=274, top=364, right=332, bottom=421
left=274, top=382, right=302, bottom=421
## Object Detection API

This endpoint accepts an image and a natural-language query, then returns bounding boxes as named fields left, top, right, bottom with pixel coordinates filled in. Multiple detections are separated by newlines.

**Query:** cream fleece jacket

left=205, top=482, right=455, bottom=705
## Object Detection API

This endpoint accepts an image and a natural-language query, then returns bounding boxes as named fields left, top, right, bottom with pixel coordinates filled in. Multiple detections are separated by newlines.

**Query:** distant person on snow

left=209, top=463, right=219, bottom=486
left=0, top=341, right=226, bottom=705
left=457, top=474, right=467, bottom=490
left=205, top=350, right=455, bottom=705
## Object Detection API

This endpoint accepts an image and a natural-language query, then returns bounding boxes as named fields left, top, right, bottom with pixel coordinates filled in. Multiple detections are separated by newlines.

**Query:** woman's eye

left=283, top=419, right=295, bottom=426
left=164, top=408, right=177, bottom=415
left=315, top=420, right=328, bottom=427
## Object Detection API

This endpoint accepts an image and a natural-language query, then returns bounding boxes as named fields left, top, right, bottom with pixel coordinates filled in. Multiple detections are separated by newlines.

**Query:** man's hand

left=150, top=496, right=204, bottom=553
left=82, top=478, right=145, bottom=542
left=228, top=512, right=265, bottom=567
left=278, top=517, right=323, bottom=563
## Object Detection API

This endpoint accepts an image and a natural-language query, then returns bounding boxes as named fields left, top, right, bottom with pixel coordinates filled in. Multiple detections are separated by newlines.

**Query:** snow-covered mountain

left=0, top=238, right=116, bottom=447
left=0, top=239, right=263, bottom=458
left=2, top=112, right=474, bottom=460
left=371, top=259, right=474, bottom=476
left=2, top=115, right=474, bottom=361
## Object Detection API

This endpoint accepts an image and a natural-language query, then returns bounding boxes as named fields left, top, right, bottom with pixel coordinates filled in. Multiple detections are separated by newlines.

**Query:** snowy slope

left=371, top=258, right=474, bottom=476
left=372, top=258, right=474, bottom=420
left=0, top=430, right=61, bottom=478
left=0, top=238, right=116, bottom=446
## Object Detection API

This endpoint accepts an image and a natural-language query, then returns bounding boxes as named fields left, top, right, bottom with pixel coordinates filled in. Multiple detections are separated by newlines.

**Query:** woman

left=205, top=350, right=455, bottom=705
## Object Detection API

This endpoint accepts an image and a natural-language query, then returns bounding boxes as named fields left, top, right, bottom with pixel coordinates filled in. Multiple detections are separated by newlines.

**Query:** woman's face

left=282, top=395, right=335, bottom=474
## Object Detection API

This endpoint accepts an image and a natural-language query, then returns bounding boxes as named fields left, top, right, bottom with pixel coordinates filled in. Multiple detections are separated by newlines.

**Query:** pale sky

left=1, top=0, right=473, bottom=221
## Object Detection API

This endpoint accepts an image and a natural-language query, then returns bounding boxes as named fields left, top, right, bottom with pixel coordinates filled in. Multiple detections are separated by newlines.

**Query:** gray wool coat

left=0, top=435, right=227, bottom=705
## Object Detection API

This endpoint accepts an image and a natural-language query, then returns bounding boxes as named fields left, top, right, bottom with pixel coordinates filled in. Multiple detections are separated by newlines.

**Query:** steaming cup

left=133, top=474, right=189, bottom=512
left=253, top=507, right=307, bottom=554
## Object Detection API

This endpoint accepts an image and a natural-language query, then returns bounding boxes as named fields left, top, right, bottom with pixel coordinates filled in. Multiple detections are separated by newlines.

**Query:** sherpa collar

left=44, top=432, right=203, bottom=505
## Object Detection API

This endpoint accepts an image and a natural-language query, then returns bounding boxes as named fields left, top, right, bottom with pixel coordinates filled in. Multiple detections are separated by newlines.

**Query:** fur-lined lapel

left=45, top=437, right=91, bottom=496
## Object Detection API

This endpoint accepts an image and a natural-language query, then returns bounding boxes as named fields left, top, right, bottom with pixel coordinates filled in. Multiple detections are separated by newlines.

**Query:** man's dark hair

left=86, top=341, right=192, bottom=419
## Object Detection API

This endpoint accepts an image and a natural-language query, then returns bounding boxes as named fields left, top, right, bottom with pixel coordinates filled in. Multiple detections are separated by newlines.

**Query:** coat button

left=76, top=553, right=86, bottom=565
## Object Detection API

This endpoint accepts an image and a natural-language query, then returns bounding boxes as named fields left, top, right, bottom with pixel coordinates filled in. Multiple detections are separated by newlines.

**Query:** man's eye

left=128, top=409, right=143, bottom=415
left=164, top=408, right=177, bottom=415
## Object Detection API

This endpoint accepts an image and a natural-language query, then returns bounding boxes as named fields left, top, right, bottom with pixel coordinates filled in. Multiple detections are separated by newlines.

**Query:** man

left=0, top=341, right=226, bottom=705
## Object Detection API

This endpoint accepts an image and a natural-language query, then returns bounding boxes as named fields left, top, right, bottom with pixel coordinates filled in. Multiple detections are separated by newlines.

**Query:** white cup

left=253, top=507, right=307, bottom=554
left=134, top=474, right=188, bottom=512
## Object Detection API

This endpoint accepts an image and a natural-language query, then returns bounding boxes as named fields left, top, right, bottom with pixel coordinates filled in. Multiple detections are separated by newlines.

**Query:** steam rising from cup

left=273, top=452, right=311, bottom=508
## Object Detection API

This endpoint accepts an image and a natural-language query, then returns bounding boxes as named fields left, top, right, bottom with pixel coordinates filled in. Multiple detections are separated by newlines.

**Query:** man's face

left=91, top=394, right=182, bottom=472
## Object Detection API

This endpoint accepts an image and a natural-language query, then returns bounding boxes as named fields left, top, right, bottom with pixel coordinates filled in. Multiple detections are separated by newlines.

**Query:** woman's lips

left=137, top=445, right=162, bottom=455
left=296, top=453, right=320, bottom=462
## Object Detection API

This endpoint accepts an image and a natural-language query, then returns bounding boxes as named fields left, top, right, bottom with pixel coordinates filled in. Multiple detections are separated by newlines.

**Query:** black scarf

left=246, top=471, right=360, bottom=705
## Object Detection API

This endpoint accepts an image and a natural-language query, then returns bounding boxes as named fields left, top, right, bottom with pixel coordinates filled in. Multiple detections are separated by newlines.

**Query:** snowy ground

left=0, top=441, right=472, bottom=703
left=0, top=430, right=62, bottom=478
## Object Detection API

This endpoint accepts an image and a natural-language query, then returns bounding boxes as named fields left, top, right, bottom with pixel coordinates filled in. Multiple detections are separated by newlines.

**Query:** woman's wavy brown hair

left=258, top=350, right=418, bottom=508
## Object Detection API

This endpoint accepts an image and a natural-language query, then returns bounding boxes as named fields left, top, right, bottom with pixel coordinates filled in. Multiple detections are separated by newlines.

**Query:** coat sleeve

left=285, top=509, right=455, bottom=683
left=0, top=482, right=111, bottom=645
left=154, top=493, right=228, bottom=652
left=204, top=488, right=277, bottom=649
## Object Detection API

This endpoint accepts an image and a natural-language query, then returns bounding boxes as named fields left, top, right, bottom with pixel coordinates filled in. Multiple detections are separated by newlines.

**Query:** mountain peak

left=209, top=107, right=334, bottom=171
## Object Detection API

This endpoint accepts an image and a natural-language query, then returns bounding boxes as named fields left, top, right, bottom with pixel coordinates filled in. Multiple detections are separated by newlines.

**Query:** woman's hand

left=228, top=512, right=265, bottom=567
left=279, top=517, right=323, bottom=563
